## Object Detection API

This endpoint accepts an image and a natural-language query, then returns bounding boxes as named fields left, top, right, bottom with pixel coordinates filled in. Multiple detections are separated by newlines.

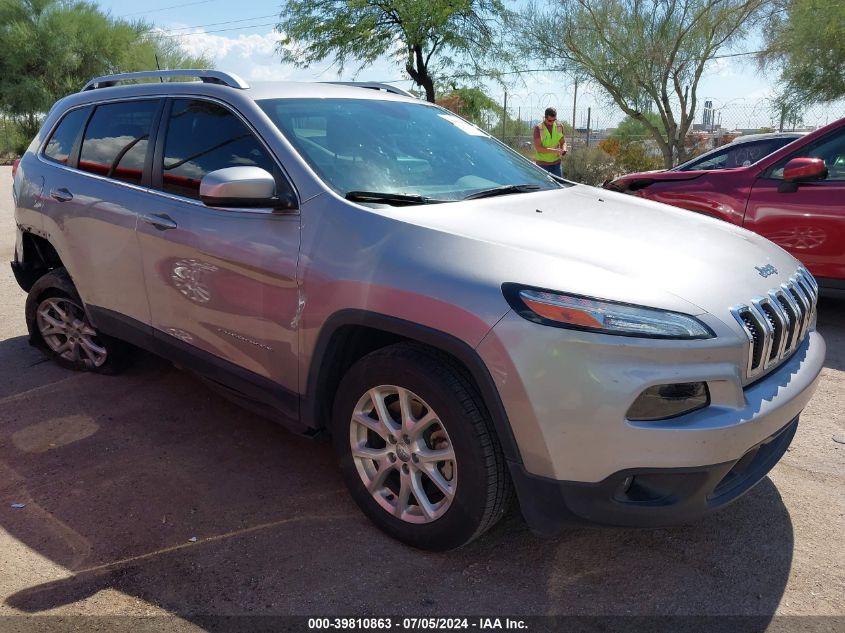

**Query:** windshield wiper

left=462, top=183, right=544, bottom=200
left=345, top=191, right=447, bottom=206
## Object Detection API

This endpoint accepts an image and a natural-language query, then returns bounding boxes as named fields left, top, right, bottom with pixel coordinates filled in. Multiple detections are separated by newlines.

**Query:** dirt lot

left=0, top=166, right=842, bottom=629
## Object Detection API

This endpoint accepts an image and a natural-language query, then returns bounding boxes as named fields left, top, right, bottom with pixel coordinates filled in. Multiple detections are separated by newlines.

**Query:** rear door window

left=159, top=99, right=276, bottom=200
left=43, top=107, right=91, bottom=166
left=78, top=100, right=160, bottom=185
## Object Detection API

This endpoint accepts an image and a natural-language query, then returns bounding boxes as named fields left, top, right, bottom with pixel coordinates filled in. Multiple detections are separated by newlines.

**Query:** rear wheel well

left=15, top=233, right=63, bottom=291
left=23, top=233, right=62, bottom=268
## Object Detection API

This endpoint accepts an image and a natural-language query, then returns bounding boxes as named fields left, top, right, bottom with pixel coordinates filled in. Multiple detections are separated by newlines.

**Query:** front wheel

left=332, top=343, right=511, bottom=550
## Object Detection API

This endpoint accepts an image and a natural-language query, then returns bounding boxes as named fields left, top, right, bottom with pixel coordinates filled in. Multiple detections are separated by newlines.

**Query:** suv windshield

left=258, top=98, right=562, bottom=202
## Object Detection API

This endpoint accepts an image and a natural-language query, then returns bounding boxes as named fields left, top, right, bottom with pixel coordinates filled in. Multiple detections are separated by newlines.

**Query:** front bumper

left=477, top=311, right=825, bottom=531
left=509, top=416, right=798, bottom=534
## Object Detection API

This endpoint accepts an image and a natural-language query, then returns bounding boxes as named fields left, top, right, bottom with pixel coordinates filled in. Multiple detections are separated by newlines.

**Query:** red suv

left=606, top=118, right=845, bottom=288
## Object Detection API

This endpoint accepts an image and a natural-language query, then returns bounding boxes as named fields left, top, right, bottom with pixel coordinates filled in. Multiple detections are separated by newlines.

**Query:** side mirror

left=199, top=166, right=297, bottom=210
left=778, top=157, right=828, bottom=193
left=783, top=157, right=828, bottom=183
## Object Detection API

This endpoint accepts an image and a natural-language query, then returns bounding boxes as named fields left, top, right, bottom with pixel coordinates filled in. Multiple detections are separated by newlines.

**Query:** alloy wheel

left=350, top=385, right=457, bottom=523
left=36, top=297, right=108, bottom=368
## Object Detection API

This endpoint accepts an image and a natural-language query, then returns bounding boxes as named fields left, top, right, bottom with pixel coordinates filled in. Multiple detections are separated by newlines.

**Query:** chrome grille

left=731, top=267, right=818, bottom=380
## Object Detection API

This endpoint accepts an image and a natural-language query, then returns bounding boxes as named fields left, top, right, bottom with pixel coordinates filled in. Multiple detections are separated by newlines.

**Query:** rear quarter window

left=43, top=107, right=91, bottom=165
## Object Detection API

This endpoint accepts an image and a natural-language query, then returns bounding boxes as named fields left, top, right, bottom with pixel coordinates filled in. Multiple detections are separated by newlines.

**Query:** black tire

left=332, top=342, right=512, bottom=550
left=25, top=268, right=130, bottom=374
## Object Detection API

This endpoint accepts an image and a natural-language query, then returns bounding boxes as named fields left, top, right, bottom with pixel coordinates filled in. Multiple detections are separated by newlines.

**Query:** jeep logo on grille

left=755, top=264, right=778, bottom=278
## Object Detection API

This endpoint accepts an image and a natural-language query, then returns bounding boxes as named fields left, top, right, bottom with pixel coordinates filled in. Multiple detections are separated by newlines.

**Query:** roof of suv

left=241, top=81, right=416, bottom=101
left=74, top=69, right=415, bottom=102
left=50, top=70, right=421, bottom=118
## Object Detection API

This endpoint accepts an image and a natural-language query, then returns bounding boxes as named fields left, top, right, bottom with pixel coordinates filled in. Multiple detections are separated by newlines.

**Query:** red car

left=606, top=117, right=845, bottom=288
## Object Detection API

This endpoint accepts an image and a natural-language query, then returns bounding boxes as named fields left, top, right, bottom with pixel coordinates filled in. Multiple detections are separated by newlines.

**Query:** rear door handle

left=50, top=188, right=73, bottom=202
left=141, top=213, right=178, bottom=231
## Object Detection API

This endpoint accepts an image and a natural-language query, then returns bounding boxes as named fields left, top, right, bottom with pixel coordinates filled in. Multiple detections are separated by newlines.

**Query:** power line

left=120, top=0, right=220, bottom=17
left=155, top=21, right=278, bottom=37
left=146, top=13, right=277, bottom=35
left=713, top=49, right=765, bottom=59
left=383, top=50, right=764, bottom=84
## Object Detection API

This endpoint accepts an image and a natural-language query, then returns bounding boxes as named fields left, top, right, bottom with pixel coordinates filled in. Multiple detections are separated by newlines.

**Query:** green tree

left=520, top=0, right=766, bottom=168
left=124, top=30, right=214, bottom=75
left=602, top=115, right=666, bottom=173
left=436, top=86, right=499, bottom=127
left=610, top=113, right=666, bottom=144
left=276, top=0, right=512, bottom=102
left=501, top=112, right=537, bottom=142
left=759, top=0, right=845, bottom=106
left=0, top=0, right=209, bottom=140
left=609, top=113, right=666, bottom=171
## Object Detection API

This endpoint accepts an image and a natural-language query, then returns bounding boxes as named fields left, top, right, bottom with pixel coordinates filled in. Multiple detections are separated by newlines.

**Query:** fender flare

left=302, top=309, right=522, bottom=464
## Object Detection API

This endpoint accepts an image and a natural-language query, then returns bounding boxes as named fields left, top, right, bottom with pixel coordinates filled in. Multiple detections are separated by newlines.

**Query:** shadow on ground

left=0, top=333, right=798, bottom=623
left=817, top=294, right=845, bottom=371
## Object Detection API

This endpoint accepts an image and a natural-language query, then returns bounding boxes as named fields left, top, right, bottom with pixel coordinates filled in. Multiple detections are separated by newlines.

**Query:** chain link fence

left=480, top=98, right=845, bottom=153
left=464, top=96, right=845, bottom=184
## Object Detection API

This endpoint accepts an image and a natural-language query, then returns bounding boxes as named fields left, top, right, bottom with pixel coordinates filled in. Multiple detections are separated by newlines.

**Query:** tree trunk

left=406, top=45, right=436, bottom=102
left=660, top=144, right=674, bottom=170
left=417, top=72, right=435, bottom=103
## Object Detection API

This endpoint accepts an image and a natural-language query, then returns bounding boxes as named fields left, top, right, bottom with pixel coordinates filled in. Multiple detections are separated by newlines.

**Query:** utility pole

left=571, top=78, right=578, bottom=147
left=501, top=90, right=507, bottom=142
left=586, top=107, right=591, bottom=147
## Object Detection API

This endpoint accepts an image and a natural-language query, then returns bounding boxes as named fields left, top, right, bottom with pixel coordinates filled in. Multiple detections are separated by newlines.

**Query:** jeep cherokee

left=10, top=70, right=825, bottom=550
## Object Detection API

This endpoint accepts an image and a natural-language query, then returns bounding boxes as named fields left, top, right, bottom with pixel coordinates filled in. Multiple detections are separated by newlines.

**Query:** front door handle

left=141, top=213, right=178, bottom=231
left=50, top=188, right=73, bottom=202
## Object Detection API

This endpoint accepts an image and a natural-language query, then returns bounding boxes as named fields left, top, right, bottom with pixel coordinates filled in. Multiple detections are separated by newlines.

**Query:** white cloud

left=743, top=86, right=775, bottom=101
left=165, top=29, right=290, bottom=81
left=163, top=28, right=408, bottom=85
left=180, top=31, right=278, bottom=59
left=710, top=56, right=737, bottom=78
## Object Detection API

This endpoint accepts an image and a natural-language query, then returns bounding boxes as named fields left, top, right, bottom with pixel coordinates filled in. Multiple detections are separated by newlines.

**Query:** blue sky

left=96, top=0, right=785, bottom=128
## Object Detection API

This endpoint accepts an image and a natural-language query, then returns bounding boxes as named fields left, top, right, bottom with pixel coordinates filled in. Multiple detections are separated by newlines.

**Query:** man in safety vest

left=533, top=107, right=567, bottom=177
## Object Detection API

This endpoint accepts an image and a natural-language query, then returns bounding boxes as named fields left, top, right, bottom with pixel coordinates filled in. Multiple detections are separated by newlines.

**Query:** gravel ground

left=0, top=166, right=842, bottom=630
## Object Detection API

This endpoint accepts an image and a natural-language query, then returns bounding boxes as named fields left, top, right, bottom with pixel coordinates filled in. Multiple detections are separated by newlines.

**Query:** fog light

left=626, top=382, right=709, bottom=421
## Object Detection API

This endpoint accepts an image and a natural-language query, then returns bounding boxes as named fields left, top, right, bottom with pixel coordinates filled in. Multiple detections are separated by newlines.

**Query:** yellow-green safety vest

left=536, top=123, right=564, bottom=163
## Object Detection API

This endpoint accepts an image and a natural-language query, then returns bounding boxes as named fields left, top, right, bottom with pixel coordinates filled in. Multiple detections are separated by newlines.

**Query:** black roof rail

left=80, top=69, right=249, bottom=92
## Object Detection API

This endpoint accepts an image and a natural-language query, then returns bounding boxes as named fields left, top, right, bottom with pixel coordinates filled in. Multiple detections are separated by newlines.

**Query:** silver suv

left=11, top=70, right=826, bottom=550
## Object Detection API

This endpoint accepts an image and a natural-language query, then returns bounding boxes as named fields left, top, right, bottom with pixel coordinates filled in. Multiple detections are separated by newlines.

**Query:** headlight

left=503, top=284, right=714, bottom=339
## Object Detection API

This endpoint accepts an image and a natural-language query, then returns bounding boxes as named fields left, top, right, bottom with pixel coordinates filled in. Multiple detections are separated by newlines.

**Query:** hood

left=393, top=184, right=805, bottom=319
